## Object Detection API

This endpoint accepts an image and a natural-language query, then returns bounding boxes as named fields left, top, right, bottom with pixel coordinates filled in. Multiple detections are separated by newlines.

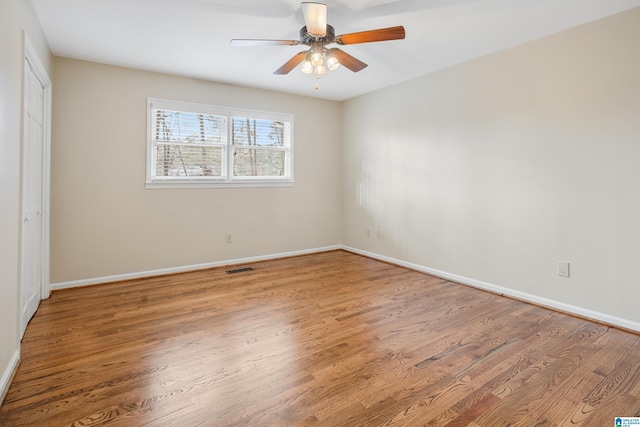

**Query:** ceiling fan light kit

left=230, top=2, right=405, bottom=90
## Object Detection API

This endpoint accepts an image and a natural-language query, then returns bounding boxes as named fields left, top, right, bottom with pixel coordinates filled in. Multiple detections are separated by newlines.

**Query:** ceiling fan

left=230, top=2, right=405, bottom=85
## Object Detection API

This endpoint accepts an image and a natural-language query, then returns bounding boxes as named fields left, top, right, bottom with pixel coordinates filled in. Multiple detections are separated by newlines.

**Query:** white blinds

left=152, top=109, right=226, bottom=146
left=232, top=117, right=287, bottom=147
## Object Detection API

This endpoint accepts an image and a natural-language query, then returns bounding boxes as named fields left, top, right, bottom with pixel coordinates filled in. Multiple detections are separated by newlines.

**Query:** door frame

left=20, top=33, right=52, bottom=336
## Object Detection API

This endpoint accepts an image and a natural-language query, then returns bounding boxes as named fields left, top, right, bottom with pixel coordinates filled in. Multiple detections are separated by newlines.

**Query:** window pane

left=233, top=148, right=285, bottom=177
left=156, top=145, right=223, bottom=177
left=232, top=117, right=285, bottom=147
left=154, top=109, right=225, bottom=145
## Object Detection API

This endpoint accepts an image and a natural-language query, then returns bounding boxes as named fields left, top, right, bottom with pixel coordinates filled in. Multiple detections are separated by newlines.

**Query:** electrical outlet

left=226, top=233, right=233, bottom=244
left=557, top=261, right=570, bottom=278
left=366, top=229, right=371, bottom=238
left=376, top=229, right=382, bottom=239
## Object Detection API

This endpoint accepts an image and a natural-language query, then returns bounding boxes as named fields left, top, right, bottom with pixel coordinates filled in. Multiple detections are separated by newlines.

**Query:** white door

left=20, top=57, right=45, bottom=337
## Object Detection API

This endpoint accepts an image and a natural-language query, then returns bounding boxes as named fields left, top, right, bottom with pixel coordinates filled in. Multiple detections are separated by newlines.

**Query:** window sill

left=145, top=180, right=294, bottom=189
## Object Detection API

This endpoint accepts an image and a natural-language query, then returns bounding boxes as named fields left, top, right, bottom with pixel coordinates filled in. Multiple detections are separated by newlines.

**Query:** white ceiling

left=31, top=0, right=640, bottom=101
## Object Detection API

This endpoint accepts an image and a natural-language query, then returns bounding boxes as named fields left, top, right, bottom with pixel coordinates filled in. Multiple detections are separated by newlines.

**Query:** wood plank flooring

left=1, top=250, right=639, bottom=426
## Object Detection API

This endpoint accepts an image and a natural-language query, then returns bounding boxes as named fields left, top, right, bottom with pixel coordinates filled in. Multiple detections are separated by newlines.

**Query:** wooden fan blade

left=327, top=48, right=367, bottom=72
left=302, top=2, right=327, bottom=36
left=335, top=26, right=405, bottom=45
left=230, top=39, right=299, bottom=47
left=274, top=51, right=309, bottom=75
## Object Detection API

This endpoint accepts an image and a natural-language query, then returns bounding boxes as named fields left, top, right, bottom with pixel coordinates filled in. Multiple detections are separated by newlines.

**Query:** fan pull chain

left=315, top=76, right=320, bottom=91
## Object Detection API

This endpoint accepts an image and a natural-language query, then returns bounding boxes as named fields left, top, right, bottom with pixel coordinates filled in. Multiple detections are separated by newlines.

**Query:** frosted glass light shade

left=301, top=60, right=314, bottom=74
left=327, top=55, right=340, bottom=71
left=311, top=52, right=324, bottom=67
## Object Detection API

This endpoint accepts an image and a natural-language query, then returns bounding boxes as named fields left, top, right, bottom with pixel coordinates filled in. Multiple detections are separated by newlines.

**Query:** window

left=146, top=98, right=293, bottom=188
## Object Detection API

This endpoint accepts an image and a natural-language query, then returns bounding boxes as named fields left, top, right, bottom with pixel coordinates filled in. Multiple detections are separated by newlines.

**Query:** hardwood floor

left=1, top=250, right=639, bottom=426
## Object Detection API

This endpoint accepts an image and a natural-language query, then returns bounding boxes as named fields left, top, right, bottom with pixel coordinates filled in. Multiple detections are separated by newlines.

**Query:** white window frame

left=146, top=98, right=294, bottom=188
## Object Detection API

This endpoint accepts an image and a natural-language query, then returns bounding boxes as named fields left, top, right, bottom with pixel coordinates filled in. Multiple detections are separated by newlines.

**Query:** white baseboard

left=49, top=244, right=640, bottom=333
left=343, top=246, right=640, bottom=333
left=0, top=349, right=20, bottom=405
left=50, top=245, right=342, bottom=291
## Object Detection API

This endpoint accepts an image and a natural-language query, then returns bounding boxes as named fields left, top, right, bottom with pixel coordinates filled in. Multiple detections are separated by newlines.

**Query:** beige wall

left=342, top=8, right=640, bottom=325
left=0, top=0, right=51, bottom=399
left=51, top=58, right=343, bottom=283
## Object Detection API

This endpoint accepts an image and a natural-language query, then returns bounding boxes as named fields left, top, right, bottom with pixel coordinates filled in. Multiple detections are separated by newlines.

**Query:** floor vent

left=226, top=267, right=255, bottom=274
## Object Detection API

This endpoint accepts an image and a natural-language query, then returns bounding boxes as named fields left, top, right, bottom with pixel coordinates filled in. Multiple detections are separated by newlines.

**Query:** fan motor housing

left=300, top=24, right=335, bottom=45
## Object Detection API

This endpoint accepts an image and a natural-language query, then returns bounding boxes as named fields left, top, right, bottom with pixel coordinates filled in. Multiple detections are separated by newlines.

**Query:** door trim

left=22, top=33, right=52, bottom=312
